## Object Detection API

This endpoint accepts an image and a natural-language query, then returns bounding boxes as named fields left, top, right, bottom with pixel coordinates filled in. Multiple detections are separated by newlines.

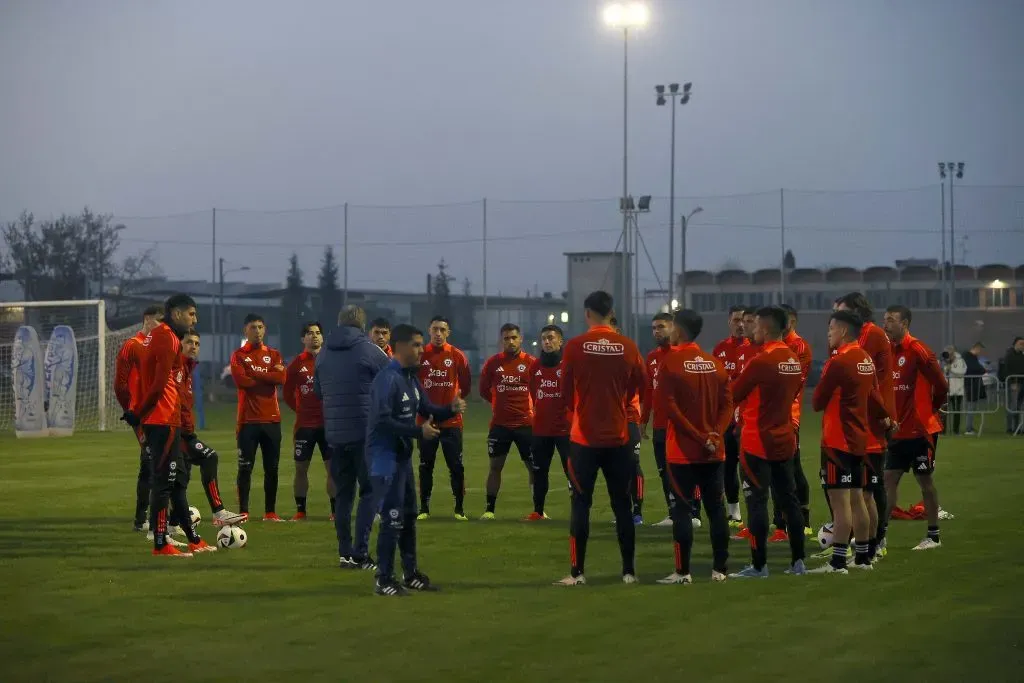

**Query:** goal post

left=1, top=299, right=137, bottom=436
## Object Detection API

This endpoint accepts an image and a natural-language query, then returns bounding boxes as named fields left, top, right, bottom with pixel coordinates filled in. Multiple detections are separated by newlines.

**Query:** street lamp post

left=604, top=2, right=649, bottom=336
left=218, top=257, right=250, bottom=363
left=678, top=206, right=703, bottom=309
left=655, top=82, right=692, bottom=308
left=938, top=162, right=964, bottom=346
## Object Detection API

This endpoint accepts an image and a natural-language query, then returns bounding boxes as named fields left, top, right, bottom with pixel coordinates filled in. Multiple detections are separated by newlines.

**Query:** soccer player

left=655, top=309, right=732, bottom=584
left=554, top=291, right=645, bottom=586
left=479, top=323, right=536, bottom=519
left=527, top=324, right=571, bottom=520
left=230, top=313, right=286, bottom=522
left=729, top=307, right=809, bottom=577
left=810, top=310, right=891, bottom=573
left=283, top=321, right=333, bottom=520
left=179, top=330, right=246, bottom=526
left=780, top=304, right=813, bottom=539
left=641, top=312, right=679, bottom=528
left=114, top=304, right=164, bottom=532
left=366, top=324, right=467, bottom=596
left=834, top=292, right=896, bottom=558
left=123, top=294, right=214, bottom=557
left=416, top=315, right=471, bottom=521
left=370, top=317, right=393, bottom=357
left=712, top=305, right=749, bottom=527
left=882, top=305, right=949, bottom=551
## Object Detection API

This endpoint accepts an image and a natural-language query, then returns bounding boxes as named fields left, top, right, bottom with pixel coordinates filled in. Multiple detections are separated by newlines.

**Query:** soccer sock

left=801, top=506, right=811, bottom=530
left=171, top=487, right=201, bottom=544
left=295, top=496, right=307, bottom=514
left=727, top=502, right=741, bottom=520
left=830, top=543, right=849, bottom=570
left=854, top=540, right=870, bottom=565
left=868, top=537, right=878, bottom=559
left=486, top=494, right=497, bottom=513
left=927, top=525, right=940, bottom=544
left=877, top=521, right=888, bottom=544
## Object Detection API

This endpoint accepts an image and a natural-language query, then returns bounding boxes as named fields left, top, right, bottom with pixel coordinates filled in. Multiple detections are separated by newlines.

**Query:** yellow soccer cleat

left=416, top=512, right=430, bottom=521
left=480, top=511, right=495, bottom=521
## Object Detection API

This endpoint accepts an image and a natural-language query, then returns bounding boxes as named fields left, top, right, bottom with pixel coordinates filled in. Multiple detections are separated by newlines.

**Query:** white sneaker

left=807, top=563, right=848, bottom=575
left=711, top=570, right=727, bottom=582
left=656, top=572, right=692, bottom=585
left=849, top=562, right=874, bottom=571
left=553, top=575, right=586, bottom=586
left=167, top=525, right=186, bottom=538
left=212, top=509, right=247, bottom=527
left=691, top=518, right=703, bottom=529
left=147, top=531, right=187, bottom=548
left=912, top=538, right=942, bottom=551
left=653, top=516, right=673, bottom=527
left=938, top=508, right=955, bottom=520
left=622, top=573, right=639, bottom=584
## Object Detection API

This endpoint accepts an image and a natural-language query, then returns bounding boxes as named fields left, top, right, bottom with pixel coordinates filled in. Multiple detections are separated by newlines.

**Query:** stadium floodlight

left=560, top=311, right=569, bottom=323
left=547, top=313, right=555, bottom=324
left=937, top=160, right=966, bottom=347
left=989, top=279, right=1006, bottom=289
left=670, top=299, right=679, bottom=309
left=637, top=195, right=652, bottom=212
left=603, top=2, right=649, bottom=28
left=656, top=80, right=695, bottom=308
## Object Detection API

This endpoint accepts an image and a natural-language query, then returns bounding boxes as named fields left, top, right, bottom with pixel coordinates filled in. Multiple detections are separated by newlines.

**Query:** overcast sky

left=2, top=0, right=1022, bottom=295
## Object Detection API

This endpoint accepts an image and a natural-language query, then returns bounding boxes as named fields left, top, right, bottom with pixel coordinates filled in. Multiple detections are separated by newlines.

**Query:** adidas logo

left=535, top=370, right=543, bottom=376
left=300, top=366, right=308, bottom=372
left=422, top=360, right=430, bottom=366
left=650, top=359, right=657, bottom=365
left=244, top=357, right=252, bottom=362
left=496, top=366, right=504, bottom=372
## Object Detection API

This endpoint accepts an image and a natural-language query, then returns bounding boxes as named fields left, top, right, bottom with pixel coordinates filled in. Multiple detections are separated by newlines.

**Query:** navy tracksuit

left=366, top=359, right=455, bottom=581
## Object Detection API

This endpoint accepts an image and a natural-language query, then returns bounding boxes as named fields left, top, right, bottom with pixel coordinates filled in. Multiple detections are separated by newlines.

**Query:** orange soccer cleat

left=732, top=527, right=753, bottom=541
left=769, top=528, right=789, bottom=543
left=188, top=539, right=218, bottom=553
left=291, top=512, right=307, bottom=521
left=263, top=512, right=285, bottom=522
left=523, top=512, right=550, bottom=521
left=152, top=545, right=193, bottom=558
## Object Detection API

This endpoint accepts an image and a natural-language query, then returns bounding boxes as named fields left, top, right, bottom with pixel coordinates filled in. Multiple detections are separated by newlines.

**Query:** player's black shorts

left=819, top=447, right=865, bottom=490
left=627, top=422, right=642, bottom=461
left=886, top=435, right=938, bottom=475
left=864, top=450, right=885, bottom=491
left=487, top=425, right=532, bottom=463
left=182, top=433, right=217, bottom=464
left=294, top=426, right=329, bottom=462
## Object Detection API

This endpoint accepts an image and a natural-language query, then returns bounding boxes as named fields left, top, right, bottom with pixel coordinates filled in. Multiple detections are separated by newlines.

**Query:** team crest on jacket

left=683, top=356, right=716, bottom=373
left=857, top=360, right=875, bottom=375
left=556, top=368, right=562, bottom=377
left=518, top=364, right=527, bottom=372
left=583, top=338, right=624, bottom=355
left=444, top=358, right=453, bottom=367
left=263, top=356, right=271, bottom=363
left=898, top=356, right=906, bottom=366
left=778, top=358, right=802, bottom=374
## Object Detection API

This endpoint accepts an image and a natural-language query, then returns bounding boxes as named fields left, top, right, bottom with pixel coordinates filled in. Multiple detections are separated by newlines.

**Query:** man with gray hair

left=315, top=305, right=390, bottom=569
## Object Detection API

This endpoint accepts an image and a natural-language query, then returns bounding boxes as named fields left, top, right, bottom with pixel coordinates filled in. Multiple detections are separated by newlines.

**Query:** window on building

left=924, top=288, right=943, bottom=309
left=867, top=290, right=889, bottom=310
left=904, top=289, right=921, bottom=308
left=955, top=288, right=980, bottom=308
left=692, top=293, right=717, bottom=312
left=988, top=288, right=1010, bottom=308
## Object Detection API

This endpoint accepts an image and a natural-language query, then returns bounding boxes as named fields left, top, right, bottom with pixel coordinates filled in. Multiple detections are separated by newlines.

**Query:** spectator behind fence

left=962, top=342, right=988, bottom=435
left=314, top=305, right=391, bottom=569
left=999, top=337, right=1024, bottom=435
left=942, top=346, right=967, bottom=436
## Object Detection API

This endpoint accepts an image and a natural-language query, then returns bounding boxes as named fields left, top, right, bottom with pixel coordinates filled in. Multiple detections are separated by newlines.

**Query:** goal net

left=0, top=300, right=138, bottom=436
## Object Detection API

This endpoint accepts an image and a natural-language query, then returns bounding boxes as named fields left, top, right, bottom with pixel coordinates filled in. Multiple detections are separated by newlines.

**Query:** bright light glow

left=989, top=279, right=1007, bottom=289
left=603, top=2, right=649, bottom=28
left=532, top=341, right=538, bottom=346
left=670, top=299, right=679, bottom=309
left=560, top=311, right=569, bottom=323
left=547, top=313, right=555, bottom=324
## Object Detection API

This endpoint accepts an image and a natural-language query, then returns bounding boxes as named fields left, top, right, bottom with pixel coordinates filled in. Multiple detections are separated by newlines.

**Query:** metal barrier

left=940, top=373, right=1001, bottom=437
left=1005, top=375, right=1024, bottom=436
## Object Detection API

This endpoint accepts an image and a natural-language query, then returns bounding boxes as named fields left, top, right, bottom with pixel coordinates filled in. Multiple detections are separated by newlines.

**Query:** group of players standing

left=114, top=287, right=948, bottom=587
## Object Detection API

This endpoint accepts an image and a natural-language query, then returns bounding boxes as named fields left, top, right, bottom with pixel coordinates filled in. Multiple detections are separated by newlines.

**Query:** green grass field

left=1, top=401, right=1022, bottom=683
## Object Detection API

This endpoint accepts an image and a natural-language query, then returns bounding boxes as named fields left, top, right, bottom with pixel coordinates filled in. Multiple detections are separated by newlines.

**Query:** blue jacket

left=314, top=325, right=390, bottom=445
left=367, top=359, right=455, bottom=477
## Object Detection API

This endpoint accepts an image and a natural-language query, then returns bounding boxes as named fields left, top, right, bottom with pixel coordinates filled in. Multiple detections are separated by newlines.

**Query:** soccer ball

left=189, top=506, right=201, bottom=527
left=217, top=526, right=248, bottom=549
left=817, top=523, right=834, bottom=550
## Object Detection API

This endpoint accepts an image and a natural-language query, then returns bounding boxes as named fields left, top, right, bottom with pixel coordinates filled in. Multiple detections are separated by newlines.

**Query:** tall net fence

left=99, top=185, right=1022, bottom=301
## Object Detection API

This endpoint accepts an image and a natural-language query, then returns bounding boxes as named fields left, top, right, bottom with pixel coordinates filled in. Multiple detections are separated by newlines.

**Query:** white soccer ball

left=817, top=523, right=834, bottom=550
left=189, top=506, right=201, bottom=527
left=217, top=526, right=248, bottom=549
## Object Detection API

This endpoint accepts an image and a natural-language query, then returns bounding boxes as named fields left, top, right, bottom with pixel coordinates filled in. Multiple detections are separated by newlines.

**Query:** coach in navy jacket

left=314, top=305, right=389, bottom=568
left=367, top=324, right=466, bottom=595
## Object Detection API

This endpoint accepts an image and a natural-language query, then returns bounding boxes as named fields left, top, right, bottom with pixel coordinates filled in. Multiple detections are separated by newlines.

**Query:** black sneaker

left=132, top=521, right=144, bottom=532
left=354, top=555, right=377, bottom=571
left=338, top=555, right=356, bottom=569
left=403, top=571, right=439, bottom=592
left=375, top=578, right=408, bottom=597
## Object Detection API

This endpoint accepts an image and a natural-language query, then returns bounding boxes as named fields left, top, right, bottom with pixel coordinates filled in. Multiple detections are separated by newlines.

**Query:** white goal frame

left=4, top=299, right=109, bottom=431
